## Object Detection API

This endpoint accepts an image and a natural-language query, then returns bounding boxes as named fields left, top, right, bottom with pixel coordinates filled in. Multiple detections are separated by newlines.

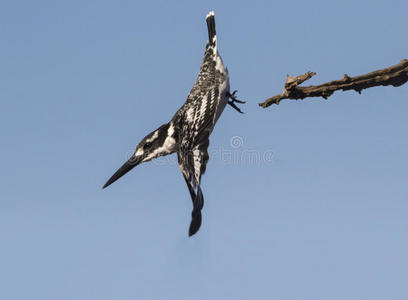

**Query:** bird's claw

left=227, top=90, right=246, bottom=113
left=230, top=90, right=246, bottom=103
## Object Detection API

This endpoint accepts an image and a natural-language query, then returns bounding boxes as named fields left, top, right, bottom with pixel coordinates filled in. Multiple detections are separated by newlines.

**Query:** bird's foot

left=227, top=90, right=245, bottom=114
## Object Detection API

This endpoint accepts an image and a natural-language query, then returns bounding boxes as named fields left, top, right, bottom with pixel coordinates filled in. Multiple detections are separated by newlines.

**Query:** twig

left=259, top=59, right=408, bottom=108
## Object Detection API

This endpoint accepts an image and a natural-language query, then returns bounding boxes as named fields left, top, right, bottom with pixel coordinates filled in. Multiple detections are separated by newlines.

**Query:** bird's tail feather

left=206, top=11, right=216, bottom=46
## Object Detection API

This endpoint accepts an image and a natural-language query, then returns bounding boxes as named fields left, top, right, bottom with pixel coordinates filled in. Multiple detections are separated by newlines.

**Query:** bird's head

left=103, top=122, right=177, bottom=189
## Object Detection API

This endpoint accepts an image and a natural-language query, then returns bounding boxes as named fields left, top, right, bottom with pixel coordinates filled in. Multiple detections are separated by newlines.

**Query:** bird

left=102, top=11, right=245, bottom=236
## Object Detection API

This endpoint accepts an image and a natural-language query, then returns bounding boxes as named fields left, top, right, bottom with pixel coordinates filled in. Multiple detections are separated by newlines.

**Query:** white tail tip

left=206, top=11, right=214, bottom=19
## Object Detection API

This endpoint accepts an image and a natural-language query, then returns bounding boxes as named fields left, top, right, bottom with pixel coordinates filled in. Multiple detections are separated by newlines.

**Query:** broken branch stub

left=259, top=59, right=408, bottom=108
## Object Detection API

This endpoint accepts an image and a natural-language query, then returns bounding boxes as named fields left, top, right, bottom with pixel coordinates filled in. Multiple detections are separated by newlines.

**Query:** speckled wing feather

left=174, top=15, right=229, bottom=184
left=174, top=12, right=229, bottom=236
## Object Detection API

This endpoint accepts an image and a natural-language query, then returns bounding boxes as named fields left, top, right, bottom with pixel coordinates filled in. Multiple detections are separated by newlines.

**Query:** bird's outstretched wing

left=173, top=12, right=229, bottom=236
left=177, top=136, right=209, bottom=236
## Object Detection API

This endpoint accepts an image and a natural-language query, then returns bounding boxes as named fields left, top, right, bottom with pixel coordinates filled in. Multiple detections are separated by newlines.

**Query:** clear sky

left=1, top=0, right=407, bottom=299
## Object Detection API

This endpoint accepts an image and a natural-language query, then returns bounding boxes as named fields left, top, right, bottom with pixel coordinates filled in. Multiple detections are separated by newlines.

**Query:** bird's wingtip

left=188, top=213, right=202, bottom=237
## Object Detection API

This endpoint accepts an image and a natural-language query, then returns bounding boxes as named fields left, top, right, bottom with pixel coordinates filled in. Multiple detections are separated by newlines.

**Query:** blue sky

left=1, top=0, right=407, bottom=299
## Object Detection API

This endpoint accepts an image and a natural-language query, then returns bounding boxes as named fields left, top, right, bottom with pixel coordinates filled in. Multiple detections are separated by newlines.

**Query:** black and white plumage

left=103, top=11, right=244, bottom=236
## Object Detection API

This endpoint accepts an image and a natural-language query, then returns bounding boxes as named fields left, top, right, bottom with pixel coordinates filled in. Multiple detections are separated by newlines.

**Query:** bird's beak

left=102, top=155, right=142, bottom=189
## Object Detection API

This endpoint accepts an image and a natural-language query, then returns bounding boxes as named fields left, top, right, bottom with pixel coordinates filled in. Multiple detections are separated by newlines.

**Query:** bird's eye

left=143, top=142, right=152, bottom=150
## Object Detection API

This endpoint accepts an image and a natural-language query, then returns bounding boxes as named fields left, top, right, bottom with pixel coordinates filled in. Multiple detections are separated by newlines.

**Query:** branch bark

left=259, top=59, right=408, bottom=108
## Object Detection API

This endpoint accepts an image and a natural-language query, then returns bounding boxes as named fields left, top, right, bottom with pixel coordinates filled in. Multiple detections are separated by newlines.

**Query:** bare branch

left=259, top=59, right=408, bottom=108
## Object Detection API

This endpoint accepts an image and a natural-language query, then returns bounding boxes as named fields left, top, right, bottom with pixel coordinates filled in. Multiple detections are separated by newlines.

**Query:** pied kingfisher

left=103, top=11, right=244, bottom=236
